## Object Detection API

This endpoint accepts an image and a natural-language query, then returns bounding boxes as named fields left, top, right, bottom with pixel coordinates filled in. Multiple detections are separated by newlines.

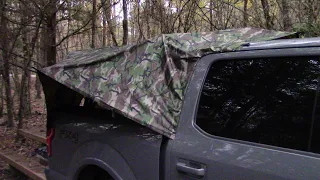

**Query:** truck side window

left=196, top=57, right=320, bottom=153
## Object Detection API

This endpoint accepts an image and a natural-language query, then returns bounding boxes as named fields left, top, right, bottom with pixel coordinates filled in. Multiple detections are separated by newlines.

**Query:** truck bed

left=48, top=106, right=163, bottom=180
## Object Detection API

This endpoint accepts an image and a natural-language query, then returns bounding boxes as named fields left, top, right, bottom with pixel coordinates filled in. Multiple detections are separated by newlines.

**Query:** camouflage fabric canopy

left=39, top=28, right=297, bottom=139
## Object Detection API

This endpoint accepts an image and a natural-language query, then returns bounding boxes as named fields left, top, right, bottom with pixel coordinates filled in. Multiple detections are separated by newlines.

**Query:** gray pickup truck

left=39, top=28, right=320, bottom=180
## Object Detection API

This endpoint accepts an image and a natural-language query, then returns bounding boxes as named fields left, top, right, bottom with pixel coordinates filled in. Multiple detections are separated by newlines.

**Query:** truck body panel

left=47, top=108, right=162, bottom=180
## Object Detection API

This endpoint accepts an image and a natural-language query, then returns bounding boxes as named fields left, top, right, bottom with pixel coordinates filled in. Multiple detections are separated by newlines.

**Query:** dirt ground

left=0, top=76, right=47, bottom=179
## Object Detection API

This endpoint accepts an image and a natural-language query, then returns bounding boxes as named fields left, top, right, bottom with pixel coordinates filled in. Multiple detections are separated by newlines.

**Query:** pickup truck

left=40, top=30, right=320, bottom=180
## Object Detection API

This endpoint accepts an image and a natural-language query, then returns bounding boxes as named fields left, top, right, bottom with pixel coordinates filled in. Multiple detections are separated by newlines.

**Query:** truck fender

left=67, top=141, right=137, bottom=180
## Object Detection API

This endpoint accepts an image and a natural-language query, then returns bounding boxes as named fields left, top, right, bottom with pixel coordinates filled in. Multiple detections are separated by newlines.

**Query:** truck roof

left=240, top=37, right=320, bottom=51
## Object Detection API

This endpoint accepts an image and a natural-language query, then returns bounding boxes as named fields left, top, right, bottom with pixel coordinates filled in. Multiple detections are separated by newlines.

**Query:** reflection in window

left=196, top=57, right=320, bottom=152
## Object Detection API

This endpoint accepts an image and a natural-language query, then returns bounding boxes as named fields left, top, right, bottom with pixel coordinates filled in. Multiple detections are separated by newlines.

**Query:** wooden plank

left=37, top=155, right=48, bottom=166
left=0, top=149, right=46, bottom=180
left=19, top=129, right=46, bottom=144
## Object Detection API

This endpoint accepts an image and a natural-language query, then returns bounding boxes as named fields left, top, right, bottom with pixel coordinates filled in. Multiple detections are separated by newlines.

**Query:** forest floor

left=0, top=76, right=47, bottom=179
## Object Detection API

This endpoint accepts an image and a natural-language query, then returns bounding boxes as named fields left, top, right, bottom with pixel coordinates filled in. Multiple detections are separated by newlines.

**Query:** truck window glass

left=310, top=74, right=320, bottom=154
left=196, top=57, right=320, bottom=152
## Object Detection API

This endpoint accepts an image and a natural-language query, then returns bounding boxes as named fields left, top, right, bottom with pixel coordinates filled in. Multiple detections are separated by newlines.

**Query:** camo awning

left=39, top=27, right=297, bottom=139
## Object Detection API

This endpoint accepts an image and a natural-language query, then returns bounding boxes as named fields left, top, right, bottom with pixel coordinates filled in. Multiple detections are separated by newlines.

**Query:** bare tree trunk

left=102, top=0, right=111, bottom=46
left=64, top=2, right=71, bottom=55
left=216, top=1, right=223, bottom=29
left=36, top=29, right=46, bottom=100
left=46, top=0, right=57, bottom=66
left=0, top=0, right=13, bottom=127
left=261, top=0, right=273, bottom=29
left=17, top=11, right=42, bottom=132
left=0, top=74, right=3, bottom=118
left=35, top=73, right=41, bottom=99
left=130, top=1, right=136, bottom=42
left=243, top=0, right=249, bottom=27
left=251, top=0, right=264, bottom=27
left=103, top=0, right=118, bottom=46
left=35, top=30, right=43, bottom=99
left=183, top=1, right=198, bottom=32
left=122, top=0, right=128, bottom=45
left=91, top=0, right=97, bottom=48
left=157, top=0, right=168, bottom=33
left=17, top=65, right=32, bottom=131
left=279, top=0, right=291, bottom=31
left=102, top=12, right=107, bottom=47
left=12, top=67, right=20, bottom=94
left=17, top=7, right=30, bottom=130
left=149, top=1, right=156, bottom=37
left=2, top=65, right=13, bottom=127
left=136, top=0, right=146, bottom=38
left=145, top=0, right=151, bottom=38
left=19, top=17, right=31, bottom=117
left=26, top=71, right=31, bottom=114
left=307, top=0, right=314, bottom=36
left=17, top=75, right=27, bottom=129
left=209, top=0, right=214, bottom=31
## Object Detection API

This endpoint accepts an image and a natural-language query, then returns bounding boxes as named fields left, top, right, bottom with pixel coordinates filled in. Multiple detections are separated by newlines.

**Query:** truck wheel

left=78, top=165, right=114, bottom=180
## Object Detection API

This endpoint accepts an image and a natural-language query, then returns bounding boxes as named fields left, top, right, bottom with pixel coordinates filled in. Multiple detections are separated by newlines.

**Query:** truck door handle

left=176, top=162, right=205, bottom=177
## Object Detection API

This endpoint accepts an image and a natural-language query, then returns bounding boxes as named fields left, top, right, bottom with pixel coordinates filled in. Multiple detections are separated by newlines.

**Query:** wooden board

left=0, top=149, right=46, bottom=180
left=19, top=128, right=46, bottom=144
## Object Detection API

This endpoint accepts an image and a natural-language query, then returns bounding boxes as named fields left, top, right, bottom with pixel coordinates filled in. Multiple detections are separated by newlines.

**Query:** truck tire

left=78, top=165, right=114, bottom=180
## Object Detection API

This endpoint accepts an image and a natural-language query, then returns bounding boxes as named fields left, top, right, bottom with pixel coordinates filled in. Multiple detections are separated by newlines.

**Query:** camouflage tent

left=39, top=28, right=297, bottom=139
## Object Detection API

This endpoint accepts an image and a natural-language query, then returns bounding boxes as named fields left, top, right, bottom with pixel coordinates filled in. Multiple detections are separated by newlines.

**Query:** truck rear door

left=169, top=46, right=320, bottom=180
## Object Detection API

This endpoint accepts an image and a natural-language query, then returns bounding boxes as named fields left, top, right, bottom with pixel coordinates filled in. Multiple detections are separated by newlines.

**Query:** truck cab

left=169, top=38, right=320, bottom=179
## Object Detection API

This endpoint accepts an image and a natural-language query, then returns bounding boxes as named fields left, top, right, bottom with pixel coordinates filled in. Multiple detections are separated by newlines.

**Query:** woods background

left=0, top=0, right=320, bottom=129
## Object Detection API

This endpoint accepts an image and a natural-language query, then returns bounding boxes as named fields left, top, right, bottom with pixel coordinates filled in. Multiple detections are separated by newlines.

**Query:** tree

left=243, top=0, right=249, bottom=27
left=91, top=0, right=97, bottom=48
left=17, top=1, right=43, bottom=130
left=20, top=5, right=32, bottom=116
left=145, top=0, right=151, bottom=38
left=209, top=0, right=214, bottom=31
left=45, top=0, right=57, bottom=66
left=0, top=74, right=3, bottom=118
left=0, top=0, right=14, bottom=127
left=35, top=31, right=43, bottom=99
left=103, top=0, right=118, bottom=46
left=122, top=0, right=128, bottom=45
left=261, top=0, right=273, bottom=29
left=278, top=0, right=291, bottom=31
left=102, top=6, right=107, bottom=47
